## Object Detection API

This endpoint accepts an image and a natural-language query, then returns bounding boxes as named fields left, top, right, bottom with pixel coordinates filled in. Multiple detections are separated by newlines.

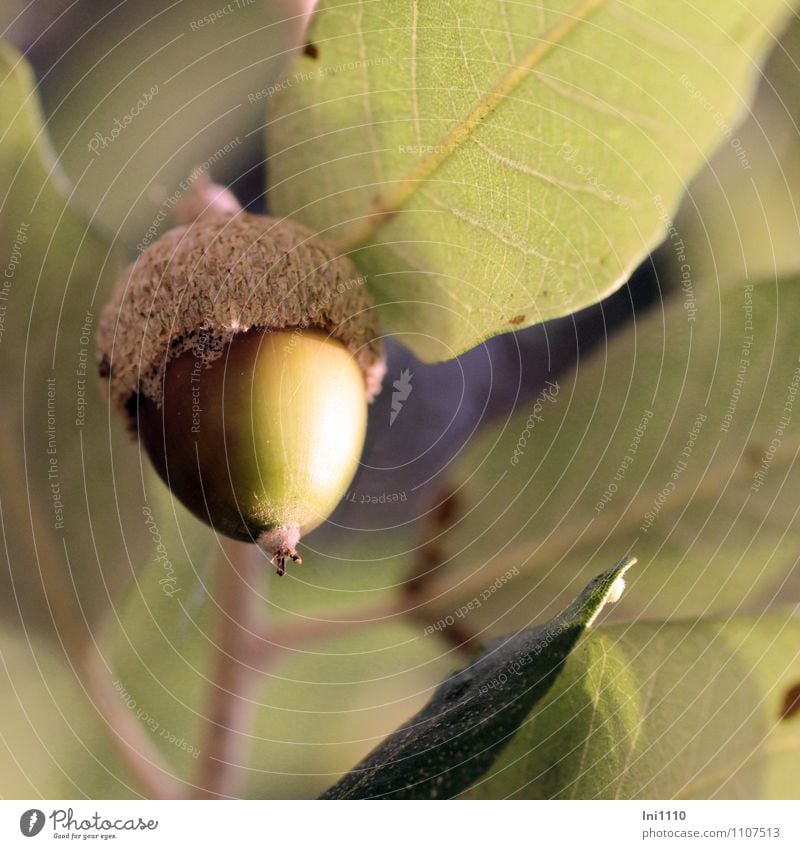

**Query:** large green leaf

left=405, top=275, right=800, bottom=639
left=0, top=41, right=152, bottom=638
left=268, top=0, right=792, bottom=362
left=321, top=558, right=632, bottom=799
left=464, top=612, right=800, bottom=798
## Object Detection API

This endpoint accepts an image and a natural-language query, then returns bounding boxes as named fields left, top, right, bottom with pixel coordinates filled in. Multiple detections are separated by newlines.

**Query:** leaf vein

left=471, top=135, right=639, bottom=206
left=336, top=0, right=608, bottom=251
left=420, top=188, right=591, bottom=269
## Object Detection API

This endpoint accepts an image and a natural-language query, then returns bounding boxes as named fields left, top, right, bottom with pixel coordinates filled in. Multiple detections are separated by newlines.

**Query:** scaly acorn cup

left=97, top=182, right=385, bottom=574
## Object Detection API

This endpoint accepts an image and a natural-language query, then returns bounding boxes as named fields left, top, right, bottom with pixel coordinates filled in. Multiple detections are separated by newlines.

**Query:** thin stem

left=79, top=644, right=186, bottom=798
left=247, top=598, right=403, bottom=670
left=190, top=541, right=416, bottom=797
left=31, top=525, right=185, bottom=797
left=192, top=538, right=265, bottom=799
left=400, top=533, right=482, bottom=655
left=191, top=536, right=478, bottom=798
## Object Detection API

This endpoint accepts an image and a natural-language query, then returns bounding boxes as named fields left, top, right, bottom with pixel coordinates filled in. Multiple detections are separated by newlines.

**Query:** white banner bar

left=1, top=800, right=799, bottom=848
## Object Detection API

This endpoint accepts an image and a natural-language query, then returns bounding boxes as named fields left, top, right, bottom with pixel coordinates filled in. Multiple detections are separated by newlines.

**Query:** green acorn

left=97, top=184, right=384, bottom=574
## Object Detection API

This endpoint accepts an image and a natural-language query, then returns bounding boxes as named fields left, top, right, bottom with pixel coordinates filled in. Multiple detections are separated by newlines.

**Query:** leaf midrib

left=335, top=0, right=607, bottom=252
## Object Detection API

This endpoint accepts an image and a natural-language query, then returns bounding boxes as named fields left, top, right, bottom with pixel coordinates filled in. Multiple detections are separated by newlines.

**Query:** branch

left=79, top=644, right=187, bottom=798
left=190, top=542, right=417, bottom=797
left=192, top=538, right=266, bottom=799
left=33, top=527, right=185, bottom=798
left=247, top=598, right=404, bottom=670
left=190, top=536, right=473, bottom=798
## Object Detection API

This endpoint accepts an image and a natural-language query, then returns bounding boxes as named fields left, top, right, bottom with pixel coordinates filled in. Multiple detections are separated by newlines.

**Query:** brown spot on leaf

left=745, top=444, right=764, bottom=468
left=780, top=682, right=800, bottom=720
left=302, top=41, right=318, bottom=59
left=508, top=315, right=525, bottom=326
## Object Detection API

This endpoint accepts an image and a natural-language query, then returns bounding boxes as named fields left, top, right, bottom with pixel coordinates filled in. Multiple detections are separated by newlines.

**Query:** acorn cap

left=97, top=211, right=385, bottom=427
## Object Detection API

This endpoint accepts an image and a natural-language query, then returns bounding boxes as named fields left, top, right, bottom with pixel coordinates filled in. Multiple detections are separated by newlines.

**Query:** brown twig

left=31, top=522, right=185, bottom=798
left=79, top=643, right=187, bottom=798
left=192, top=539, right=407, bottom=797
left=192, top=538, right=266, bottom=799
left=247, top=598, right=404, bottom=670
left=397, top=486, right=482, bottom=655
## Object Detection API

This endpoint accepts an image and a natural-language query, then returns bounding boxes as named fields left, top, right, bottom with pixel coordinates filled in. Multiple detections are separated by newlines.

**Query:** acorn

left=97, top=178, right=385, bottom=574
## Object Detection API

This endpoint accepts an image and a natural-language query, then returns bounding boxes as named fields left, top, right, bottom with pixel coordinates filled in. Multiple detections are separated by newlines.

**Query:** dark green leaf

left=321, top=557, right=633, bottom=799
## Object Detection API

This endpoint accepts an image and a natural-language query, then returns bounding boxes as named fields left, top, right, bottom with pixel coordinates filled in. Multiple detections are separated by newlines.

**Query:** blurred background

left=1, top=1, right=799, bottom=799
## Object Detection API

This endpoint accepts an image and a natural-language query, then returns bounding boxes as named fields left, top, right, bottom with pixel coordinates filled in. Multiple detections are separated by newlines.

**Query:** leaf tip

left=586, top=556, right=636, bottom=628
